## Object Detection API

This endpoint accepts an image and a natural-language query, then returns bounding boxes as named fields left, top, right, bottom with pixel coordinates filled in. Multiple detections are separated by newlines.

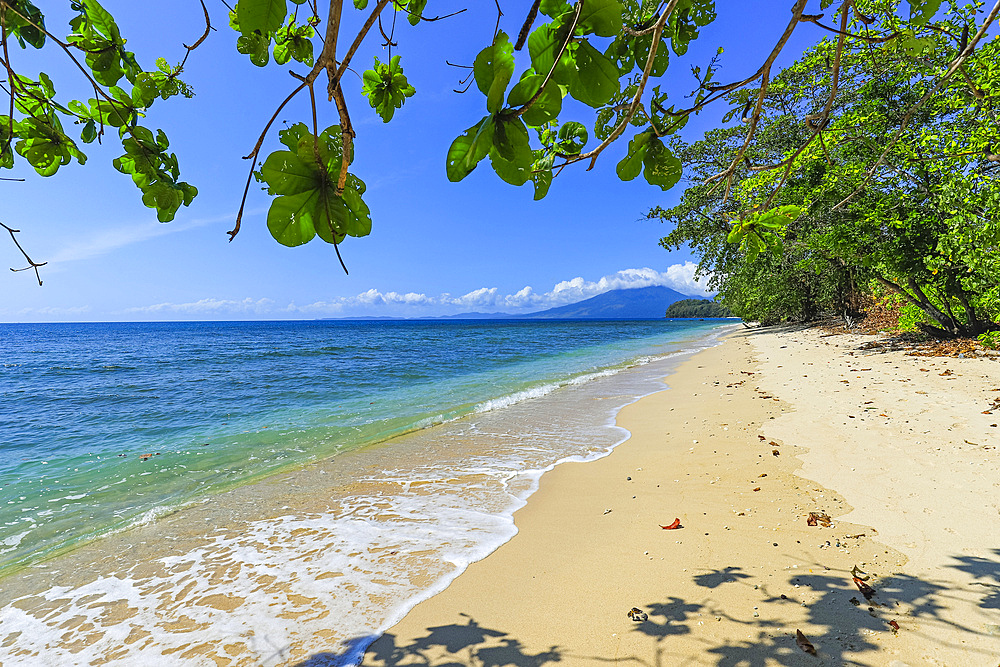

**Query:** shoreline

left=360, top=326, right=1000, bottom=666
left=0, top=324, right=730, bottom=666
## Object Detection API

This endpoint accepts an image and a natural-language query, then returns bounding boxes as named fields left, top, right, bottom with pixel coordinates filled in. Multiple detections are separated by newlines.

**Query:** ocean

left=0, top=318, right=733, bottom=665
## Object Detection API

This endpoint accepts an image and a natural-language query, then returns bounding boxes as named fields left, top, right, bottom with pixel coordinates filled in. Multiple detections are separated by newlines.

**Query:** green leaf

left=446, top=116, right=495, bottom=182
left=268, top=190, right=319, bottom=246
left=0, top=117, right=16, bottom=169
left=7, top=1, right=46, bottom=48
left=539, top=0, right=572, bottom=18
left=907, top=0, right=942, bottom=25
left=14, top=118, right=85, bottom=176
left=237, top=0, right=287, bottom=35
left=362, top=55, right=416, bottom=122
left=258, top=123, right=369, bottom=248
left=80, top=120, right=98, bottom=144
left=531, top=151, right=555, bottom=199
left=238, top=32, right=271, bottom=67
left=82, top=0, right=122, bottom=43
left=532, top=167, right=553, bottom=200
left=259, top=150, right=317, bottom=195
left=570, top=40, right=620, bottom=107
left=642, top=137, right=681, bottom=190
left=528, top=21, right=575, bottom=85
left=475, top=32, right=516, bottom=114
left=556, top=121, right=588, bottom=155
left=354, top=0, right=369, bottom=7
left=405, top=0, right=427, bottom=25
left=616, top=131, right=652, bottom=180
left=577, top=0, right=624, bottom=37
left=490, top=118, right=533, bottom=186
left=507, top=74, right=563, bottom=126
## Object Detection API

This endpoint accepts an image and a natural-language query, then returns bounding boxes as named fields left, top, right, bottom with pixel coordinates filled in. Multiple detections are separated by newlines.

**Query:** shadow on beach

left=294, top=615, right=564, bottom=667
left=292, top=550, right=1000, bottom=666
left=631, top=555, right=1000, bottom=666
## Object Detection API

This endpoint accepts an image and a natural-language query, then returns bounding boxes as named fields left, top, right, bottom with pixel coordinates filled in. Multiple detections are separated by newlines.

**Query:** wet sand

left=362, top=327, right=1000, bottom=666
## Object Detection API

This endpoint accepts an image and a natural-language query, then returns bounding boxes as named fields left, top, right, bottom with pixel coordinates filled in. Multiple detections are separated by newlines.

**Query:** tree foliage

left=655, top=0, right=1000, bottom=337
left=664, top=297, right=731, bottom=317
left=1, top=0, right=997, bottom=286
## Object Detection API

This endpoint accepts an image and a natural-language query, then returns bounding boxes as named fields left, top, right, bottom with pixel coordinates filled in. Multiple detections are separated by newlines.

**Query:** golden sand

left=362, top=327, right=1000, bottom=667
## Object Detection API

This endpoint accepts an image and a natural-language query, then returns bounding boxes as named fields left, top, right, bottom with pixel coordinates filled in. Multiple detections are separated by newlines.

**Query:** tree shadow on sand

left=628, top=557, right=1000, bottom=666
left=293, top=552, right=1000, bottom=667
left=950, top=548, right=1000, bottom=610
left=293, top=614, right=563, bottom=667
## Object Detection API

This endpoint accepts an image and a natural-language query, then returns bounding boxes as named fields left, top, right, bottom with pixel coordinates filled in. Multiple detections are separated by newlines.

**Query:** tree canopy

left=1, top=0, right=997, bottom=301
left=664, top=297, right=731, bottom=317
left=655, top=0, right=1000, bottom=337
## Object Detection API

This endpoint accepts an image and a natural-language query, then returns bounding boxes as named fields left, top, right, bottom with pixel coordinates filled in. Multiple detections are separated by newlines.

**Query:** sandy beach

left=361, top=326, right=1000, bottom=667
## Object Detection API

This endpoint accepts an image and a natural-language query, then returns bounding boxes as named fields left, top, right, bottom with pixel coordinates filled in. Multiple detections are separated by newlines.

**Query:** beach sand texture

left=362, top=327, right=1000, bottom=667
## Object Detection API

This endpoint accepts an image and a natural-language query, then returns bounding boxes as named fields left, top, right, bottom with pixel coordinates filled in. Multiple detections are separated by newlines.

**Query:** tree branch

left=833, top=0, right=1000, bottom=210
left=1, top=221, right=46, bottom=286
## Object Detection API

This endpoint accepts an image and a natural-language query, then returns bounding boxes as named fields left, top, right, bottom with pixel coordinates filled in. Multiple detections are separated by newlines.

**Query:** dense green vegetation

left=655, top=1, right=1000, bottom=337
left=665, top=298, right=732, bottom=318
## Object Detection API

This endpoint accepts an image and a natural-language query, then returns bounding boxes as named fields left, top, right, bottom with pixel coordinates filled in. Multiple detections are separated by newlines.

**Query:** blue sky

left=1, top=2, right=825, bottom=321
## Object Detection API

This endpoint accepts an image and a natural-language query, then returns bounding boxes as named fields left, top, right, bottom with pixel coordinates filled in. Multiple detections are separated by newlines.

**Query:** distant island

left=665, top=299, right=733, bottom=318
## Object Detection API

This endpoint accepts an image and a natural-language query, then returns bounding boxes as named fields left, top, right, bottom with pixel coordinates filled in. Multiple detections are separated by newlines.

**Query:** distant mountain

left=326, top=285, right=697, bottom=321
left=519, top=285, right=690, bottom=319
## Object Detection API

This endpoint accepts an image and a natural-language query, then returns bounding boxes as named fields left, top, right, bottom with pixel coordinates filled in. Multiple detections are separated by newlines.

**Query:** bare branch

left=1, top=221, right=46, bottom=286
left=514, top=0, right=541, bottom=51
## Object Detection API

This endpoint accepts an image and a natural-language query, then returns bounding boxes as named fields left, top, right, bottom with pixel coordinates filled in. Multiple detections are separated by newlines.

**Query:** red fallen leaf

left=888, top=620, right=900, bottom=632
left=796, top=629, right=817, bottom=655
left=853, top=576, right=876, bottom=600
left=660, top=518, right=682, bottom=530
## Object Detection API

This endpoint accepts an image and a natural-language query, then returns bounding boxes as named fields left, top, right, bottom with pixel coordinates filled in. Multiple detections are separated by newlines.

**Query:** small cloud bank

left=122, top=298, right=277, bottom=316
left=112, top=265, right=710, bottom=320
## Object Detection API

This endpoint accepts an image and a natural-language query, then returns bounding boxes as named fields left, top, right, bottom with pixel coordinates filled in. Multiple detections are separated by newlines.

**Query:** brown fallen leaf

left=807, top=512, right=831, bottom=527
left=853, top=576, right=876, bottom=601
left=753, top=487, right=761, bottom=492
left=660, top=518, right=682, bottom=530
left=758, top=435, right=766, bottom=441
left=627, top=607, right=648, bottom=622
left=796, top=629, right=817, bottom=655
left=772, top=449, right=780, bottom=456
left=888, top=620, right=900, bottom=632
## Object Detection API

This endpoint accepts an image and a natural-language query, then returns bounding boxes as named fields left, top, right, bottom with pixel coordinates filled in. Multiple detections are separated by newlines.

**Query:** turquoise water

left=1, top=319, right=727, bottom=574
left=0, top=318, right=732, bottom=665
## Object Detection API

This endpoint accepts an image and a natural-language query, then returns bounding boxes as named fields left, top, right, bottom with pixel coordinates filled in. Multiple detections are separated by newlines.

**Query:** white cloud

left=115, top=265, right=711, bottom=320
left=289, top=265, right=711, bottom=317
left=121, top=297, right=276, bottom=317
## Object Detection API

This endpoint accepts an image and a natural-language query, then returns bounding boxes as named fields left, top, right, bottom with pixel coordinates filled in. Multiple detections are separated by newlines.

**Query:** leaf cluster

left=1, top=0, right=197, bottom=221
